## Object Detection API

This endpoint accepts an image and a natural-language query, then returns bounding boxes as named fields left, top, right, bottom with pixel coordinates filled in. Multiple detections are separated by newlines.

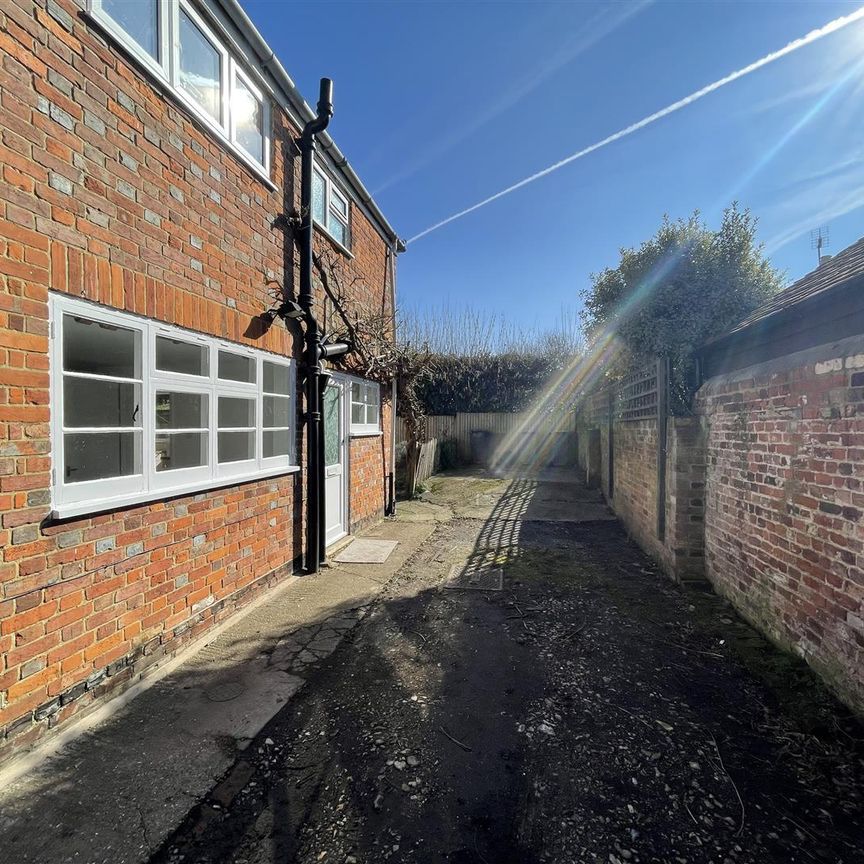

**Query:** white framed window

left=50, top=295, right=297, bottom=518
left=89, top=0, right=270, bottom=179
left=349, top=378, right=380, bottom=435
left=312, top=166, right=351, bottom=250
left=175, top=0, right=227, bottom=127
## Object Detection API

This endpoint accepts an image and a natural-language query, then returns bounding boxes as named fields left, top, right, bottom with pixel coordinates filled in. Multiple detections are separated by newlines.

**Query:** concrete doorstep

left=0, top=520, right=434, bottom=864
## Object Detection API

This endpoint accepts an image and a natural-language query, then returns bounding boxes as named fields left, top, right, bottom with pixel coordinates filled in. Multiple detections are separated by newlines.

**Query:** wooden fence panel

left=396, top=411, right=575, bottom=468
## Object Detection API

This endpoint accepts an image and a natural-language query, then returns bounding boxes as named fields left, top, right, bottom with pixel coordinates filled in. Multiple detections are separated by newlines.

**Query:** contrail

left=406, top=7, right=864, bottom=245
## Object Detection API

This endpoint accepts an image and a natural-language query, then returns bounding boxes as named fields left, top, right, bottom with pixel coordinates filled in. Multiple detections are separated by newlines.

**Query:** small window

left=100, top=0, right=159, bottom=62
left=155, top=391, right=208, bottom=473
left=312, top=170, right=327, bottom=225
left=178, top=6, right=223, bottom=124
left=232, top=69, right=264, bottom=164
left=156, top=335, right=208, bottom=376
left=329, top=186, right=349, bottom=246
left=312, top=166, right=351, bottom=250
left=349, top=379, right=380, bottom=434
left=218, top=350, right=255, bottom=384
left=263, top=360, right=291, bottom=460
left=218, top=396, right=255, bottom=464
left=60, top=313, right=143, bottom=490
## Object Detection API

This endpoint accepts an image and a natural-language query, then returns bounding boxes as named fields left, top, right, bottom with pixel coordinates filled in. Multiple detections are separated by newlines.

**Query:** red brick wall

left=697, top=337, right=864, bottom=712
left=0, top=0, right=394, bottom=761
left=609, top=419, right=660, bottom=559
left=349, top=397, right=392, bottom=530
left=584, top=415, right=705, bottom=582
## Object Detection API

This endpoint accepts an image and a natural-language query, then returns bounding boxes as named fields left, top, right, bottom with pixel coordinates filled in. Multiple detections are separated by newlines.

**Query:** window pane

left=233, top=73, right=263, bottom=163
left=351, top=402, right=363, bottom=425
left=178, top=9, right=222, bottom=123
left=218, top=350, right=255, bottom=383
left=263, top=429, right=290, bottom=459
left=366, top=402, right=380, bottom=426
left=155, top=432, right=208, bottom=472
left=218, top=396, right=254, bottom=428
left=103, top=0, right=158, bottom=60
left=64, top=378, right=139, bottom=428
left=63, top=314, right=139, bottom=378
left=331, top=188, right=348, bottom=218
left=263, top=361, right=290, bottom=395
left=263, top=395, right=290, bottom=428
left=328, top=215, right=347, bottom=247
left=218, top=431, right=254, bottom=463
left=324, top=386, right=340, bottom=466
left=351, top=382, right=360, bottom=402
left=156, top=392, right=207, bottom=429
left=312, top=170, right=326, bottom=224
left=156, top=336, right=208, bottom=376
left=64, top=431, right=139, bottom=483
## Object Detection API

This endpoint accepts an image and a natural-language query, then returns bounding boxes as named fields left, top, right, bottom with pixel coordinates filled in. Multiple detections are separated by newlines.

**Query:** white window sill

left=314, top=222, right=353, bottom=259
left=52, top=465, right=300, bottom=521
left=350, top=430, right=382, bottom=438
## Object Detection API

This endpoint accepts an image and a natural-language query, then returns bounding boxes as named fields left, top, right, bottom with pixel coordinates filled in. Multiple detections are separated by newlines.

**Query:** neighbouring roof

left=728, top=233, right=864, bottom=335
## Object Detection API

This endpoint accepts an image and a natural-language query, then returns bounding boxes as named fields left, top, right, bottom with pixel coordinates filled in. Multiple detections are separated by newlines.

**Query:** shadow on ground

left=149, top=472, right=863, bottom=864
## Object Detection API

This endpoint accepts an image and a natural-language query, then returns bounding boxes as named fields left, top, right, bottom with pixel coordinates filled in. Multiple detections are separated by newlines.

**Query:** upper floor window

left=312, top=167, right=351, bottom=250
left=50, top=295, right=297, bottom=518
left=101, top=0, right=160, bottom=61
left=90, top=0, right=270, bottom=177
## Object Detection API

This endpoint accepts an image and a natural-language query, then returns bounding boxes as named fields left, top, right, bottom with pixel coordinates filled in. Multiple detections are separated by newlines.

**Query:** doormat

left=446, top=564, right=504, bottom=591
left=334, top=538, right=399, bottom=564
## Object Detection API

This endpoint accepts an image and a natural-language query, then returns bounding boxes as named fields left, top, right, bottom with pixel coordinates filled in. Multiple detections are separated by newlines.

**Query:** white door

left=324, top=377, right=348, bottom=546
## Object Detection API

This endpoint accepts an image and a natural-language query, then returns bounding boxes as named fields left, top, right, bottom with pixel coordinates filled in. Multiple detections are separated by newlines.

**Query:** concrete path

left=0, top=519, right=434, bottom=864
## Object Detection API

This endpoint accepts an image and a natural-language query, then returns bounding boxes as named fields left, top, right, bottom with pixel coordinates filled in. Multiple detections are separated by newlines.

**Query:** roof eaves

left=723, top=233, right=864, bottom=338
left=214, top=0, right=404, bottom=252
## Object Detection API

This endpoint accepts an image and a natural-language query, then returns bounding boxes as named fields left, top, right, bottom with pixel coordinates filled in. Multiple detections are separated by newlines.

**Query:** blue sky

left=244, top=0, right=864, bottom=331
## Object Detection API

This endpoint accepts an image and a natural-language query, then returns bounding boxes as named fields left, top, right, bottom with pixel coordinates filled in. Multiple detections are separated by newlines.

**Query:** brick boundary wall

left=577, top=416, right=706, bottom=583
left=0, top=0, right=394, bottom=764
left=696, top=334, right=864, bottom=713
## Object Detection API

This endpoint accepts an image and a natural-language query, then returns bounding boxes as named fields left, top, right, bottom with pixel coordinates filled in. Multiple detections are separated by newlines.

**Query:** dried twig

left=710, top=732, right=745, bottom=836
left=683, top=797, right=700, bottom=827
left=656, top=638, right=724, bottom=658
left=438, top=725, right=472, bottom=752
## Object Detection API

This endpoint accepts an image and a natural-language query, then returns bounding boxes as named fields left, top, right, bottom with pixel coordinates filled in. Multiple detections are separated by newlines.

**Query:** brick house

left=0, top=0, right=401, bottom=762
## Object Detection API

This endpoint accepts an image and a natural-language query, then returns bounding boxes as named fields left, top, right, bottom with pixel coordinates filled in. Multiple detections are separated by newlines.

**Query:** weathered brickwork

left=578, top=416, right=705, bottom=582
left=0, top=0, right=395, bottom=761
left=697, top=337, right=864, bottom=712
left=609, top=420, right=660, bottom=561
left=349, top=407, right=391, bottom=530
left=664, top=417, right=707, bottom=581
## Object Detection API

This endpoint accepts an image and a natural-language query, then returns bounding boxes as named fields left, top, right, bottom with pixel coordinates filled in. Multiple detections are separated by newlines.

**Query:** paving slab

left=334, top=537, right=399, bottom=563
left=0, top=519, right=434, bottom=864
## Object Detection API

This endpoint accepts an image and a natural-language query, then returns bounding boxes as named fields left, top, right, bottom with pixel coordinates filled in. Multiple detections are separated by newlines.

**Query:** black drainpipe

left=298, top=79, right=333, bottom=574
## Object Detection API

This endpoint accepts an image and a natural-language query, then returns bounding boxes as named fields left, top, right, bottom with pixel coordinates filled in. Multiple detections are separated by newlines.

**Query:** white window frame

left=173, top=0, right=230, bottom=133
left=313, top=164, right=352, bottom=251
left=50, top=295, right=298, bottom=519
left=89, top=0, right=271, bottom=182
left=230, top=63, right=268, bottom=168
left=348, top=376, right=381, bottom=436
